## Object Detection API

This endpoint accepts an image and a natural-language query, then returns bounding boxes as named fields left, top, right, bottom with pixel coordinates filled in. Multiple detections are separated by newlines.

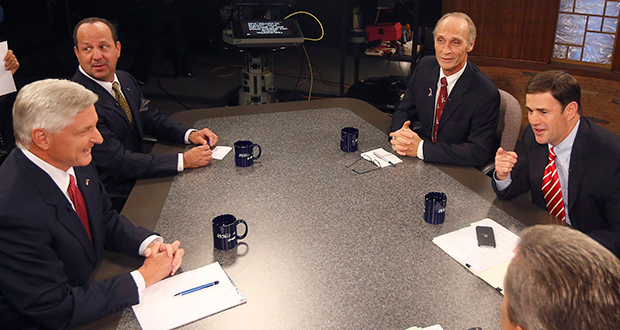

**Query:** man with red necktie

left=493, top=70, right=620, bottom=257
left=0, top=79, right=185, bottom=328
left=390, top=12, right=500, bottom=167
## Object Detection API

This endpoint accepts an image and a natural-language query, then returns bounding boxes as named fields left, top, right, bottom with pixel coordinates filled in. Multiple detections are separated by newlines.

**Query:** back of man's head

left=504, top=225, right=620, bottom=330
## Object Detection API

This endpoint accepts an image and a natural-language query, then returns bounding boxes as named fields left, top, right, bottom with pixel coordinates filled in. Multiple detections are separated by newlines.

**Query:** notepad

left=405, top=324, right=444, bottom=330
left=211, top=146, right=232, bottom=160
left=432, top=218, right=520, bottom=292
left=360, top=147, right=402, bottom=168
left=132, top=262, right=246, bottom=330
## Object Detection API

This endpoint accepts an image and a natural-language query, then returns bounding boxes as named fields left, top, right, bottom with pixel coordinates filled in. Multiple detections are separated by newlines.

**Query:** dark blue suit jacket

left=0, top=149, right=154, bottom=329
left=493, top=117, right=620, bottom=256
left=391, top=56, right=500, bottom=167
left=72, top=69, right=189, bottom=198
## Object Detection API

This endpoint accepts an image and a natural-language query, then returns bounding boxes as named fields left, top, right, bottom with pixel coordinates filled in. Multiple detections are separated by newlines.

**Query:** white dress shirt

left=494, top=119, right=580, bottom=224
left=417, top=63, right=468, bottom=159
left=78, top=66, right=195, bottom=171
left=21, top=148, right=161, bottom=297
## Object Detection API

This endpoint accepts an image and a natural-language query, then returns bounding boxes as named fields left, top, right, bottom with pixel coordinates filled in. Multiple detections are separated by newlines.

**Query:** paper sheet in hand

left=0, top=41, right=16, bottom=97
left=432, top=218, right=520, bottom=291
left=211, top=146, right=232, bottom=160
left=132, top=262, right=246, bottom=330
left=360, top=148, right=402, bottom=168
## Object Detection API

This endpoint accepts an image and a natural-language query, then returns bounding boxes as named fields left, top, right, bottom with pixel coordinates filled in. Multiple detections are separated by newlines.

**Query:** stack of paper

left=361, top=147, right=402, bottom=168
left=132, top=262, right=246, bottom=330
left=432, top=218, right=521, bottom=292
left=405, top=324, right=444, bottom=330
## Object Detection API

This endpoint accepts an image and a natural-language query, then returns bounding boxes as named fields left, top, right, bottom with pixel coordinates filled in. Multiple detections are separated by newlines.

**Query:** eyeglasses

left=345, top=154, right=382, bottom=174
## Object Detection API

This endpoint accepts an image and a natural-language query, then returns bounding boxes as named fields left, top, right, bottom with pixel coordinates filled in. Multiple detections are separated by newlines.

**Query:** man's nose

left=93, top=128, right=104, bottom=144
left=528, top=112, right=539, bottom=124
left=92, top=48, right=102, bottom=60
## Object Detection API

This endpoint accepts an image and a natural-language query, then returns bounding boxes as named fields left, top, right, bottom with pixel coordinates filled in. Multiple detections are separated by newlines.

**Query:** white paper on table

left=432, top=218, right=520, bottom=272
left=132, top=262, right=246, bottom=330
left=405, top=324, right=444, bottom=330
left=360, top=147, right=402, bottom=168
left=0, top=41, right=16, bottom=97
left=211, top=146, right=232, bottom=160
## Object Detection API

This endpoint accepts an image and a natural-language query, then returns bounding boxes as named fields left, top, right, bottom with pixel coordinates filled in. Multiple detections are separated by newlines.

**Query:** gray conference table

left=80, top=98, right=555, bottom=330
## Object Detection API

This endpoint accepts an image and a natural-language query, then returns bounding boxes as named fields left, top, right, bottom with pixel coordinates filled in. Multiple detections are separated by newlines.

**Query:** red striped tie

left=542, top=147, right=566, bottom=222
left=432, top=77, right=448, bottom=142
left=68, top=174, right=92, bottom=240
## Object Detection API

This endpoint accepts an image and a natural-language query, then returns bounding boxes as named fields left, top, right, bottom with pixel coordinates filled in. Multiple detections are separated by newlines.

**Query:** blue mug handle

left=236, top=220, right=248, bottom=239
left=251, top=144, right=262, bottom=161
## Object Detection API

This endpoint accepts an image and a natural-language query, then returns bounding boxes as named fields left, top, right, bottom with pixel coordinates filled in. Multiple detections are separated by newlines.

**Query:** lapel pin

left=85, top=179, right=90, bottom=186
left=428, top=88, right=433, bottom=97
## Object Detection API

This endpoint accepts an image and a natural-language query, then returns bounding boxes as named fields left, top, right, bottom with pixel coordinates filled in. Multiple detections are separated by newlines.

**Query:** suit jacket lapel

left=76, top=69, right=140, bottom=139
left=532, top=139, right=549, bottom=195
left=75, top=166, right=103, bottom=261
left=437, top=62, right=471, bottom=132
left=117, top=72, right=145, bottom=140
left=16, top=150, right=97, bottom=265
left=568, top=119, right=589, bottom=213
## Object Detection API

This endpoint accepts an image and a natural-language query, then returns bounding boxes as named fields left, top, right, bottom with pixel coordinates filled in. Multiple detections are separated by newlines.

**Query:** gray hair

left=504, top=225, right=620, bottom=330
left=13, top=79, right=98, bottom=149
left=433, top=12, right=477, bottom=45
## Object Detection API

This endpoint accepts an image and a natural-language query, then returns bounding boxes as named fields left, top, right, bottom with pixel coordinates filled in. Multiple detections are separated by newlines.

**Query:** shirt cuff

left=417, top=140, right=424, bottom=160
left=493, top=172, right=512, bottom=191
left=139, top=235, right=163, bottom=256
left=178, top=153, right=184, bottom=172
left=130, top=270, right=146, bottom=299
left=184, top=129, right=197, bottom=144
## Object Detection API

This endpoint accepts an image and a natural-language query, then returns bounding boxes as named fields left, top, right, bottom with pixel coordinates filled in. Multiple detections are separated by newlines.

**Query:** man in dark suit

left=0, top=79, right=184, bottom=329
left=493, top=71, right=620, bottom=256
left=501, top=225, right=620, bottom=330
left=390, top=12, right=500, bottom=167
left=71, top=17, right=218, bottom=211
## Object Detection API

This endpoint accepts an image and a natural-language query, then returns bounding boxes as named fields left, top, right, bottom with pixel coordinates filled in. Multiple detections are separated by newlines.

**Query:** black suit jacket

left=391, top=56, right=500, bottom=167
left=72, top=69, right=189, bottom=198
left=0, top=149, right=154, bottom=329
left=493, top=117, right=620, bottom=256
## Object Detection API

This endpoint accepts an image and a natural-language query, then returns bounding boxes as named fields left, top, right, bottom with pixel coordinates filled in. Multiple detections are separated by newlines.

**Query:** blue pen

left=173, top=280, right=219, bottom=297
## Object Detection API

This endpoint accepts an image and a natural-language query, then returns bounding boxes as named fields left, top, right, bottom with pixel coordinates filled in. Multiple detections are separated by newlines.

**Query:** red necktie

left=432, top=77, right=448, bottom=142
left=68, top=174, right=92, bottom=240
left=542, top=147, right=566, bottom=222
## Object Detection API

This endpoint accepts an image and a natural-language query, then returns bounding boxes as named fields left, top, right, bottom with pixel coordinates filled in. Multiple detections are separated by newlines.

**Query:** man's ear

left=467, top=38, right=476, bottom=52
left=564, top=101, right=579, bottom=119
left=74, top=46, right=79, bottom=59
left=31, top=128, right=51, bottom=151
left=116, top=41, right=121, bottom=57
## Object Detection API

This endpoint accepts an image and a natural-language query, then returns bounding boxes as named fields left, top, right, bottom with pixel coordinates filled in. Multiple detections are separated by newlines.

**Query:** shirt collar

left=550, top=118, right=580, bottom=163
left=78, top=65, right=119, bottom=97
left=21, top=148, right=76, bottom=197
left=439, top=61, right=467, bottom=95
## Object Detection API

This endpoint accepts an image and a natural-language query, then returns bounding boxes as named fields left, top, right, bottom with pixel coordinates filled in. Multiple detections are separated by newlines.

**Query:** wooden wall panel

left=441, top=0, right=469, bottom=13
left=613, top=34, right=620, bottom=72
left=443, top=0, right=560, bottom=63
left=520, top=1, right=560, bottom=62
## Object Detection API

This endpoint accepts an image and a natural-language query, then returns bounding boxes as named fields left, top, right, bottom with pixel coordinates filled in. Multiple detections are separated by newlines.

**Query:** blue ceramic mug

left=212, top=214, right=248, bottom=250
left=340, top=127, right=359, bottom=152
left=234, top=140, right=262, bottom=167
left=424, top=192, right=447, bottom=225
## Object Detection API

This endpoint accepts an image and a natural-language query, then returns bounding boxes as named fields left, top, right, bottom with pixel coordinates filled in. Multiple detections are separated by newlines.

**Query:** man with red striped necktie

left=492, top=70, right=620, bottom=257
